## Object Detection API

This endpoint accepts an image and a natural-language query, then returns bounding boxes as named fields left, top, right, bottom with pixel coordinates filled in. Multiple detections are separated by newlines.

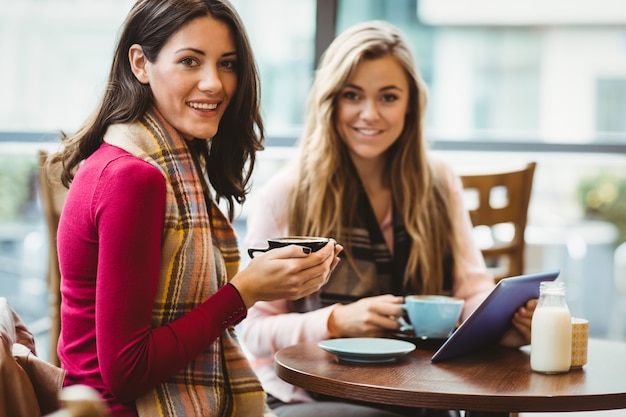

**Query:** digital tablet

left=431, top=269, right=560, bottom=362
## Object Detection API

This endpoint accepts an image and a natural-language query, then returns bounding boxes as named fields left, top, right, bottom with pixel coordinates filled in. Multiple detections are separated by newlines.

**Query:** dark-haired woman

left=51, top=1, right=341, bottom=416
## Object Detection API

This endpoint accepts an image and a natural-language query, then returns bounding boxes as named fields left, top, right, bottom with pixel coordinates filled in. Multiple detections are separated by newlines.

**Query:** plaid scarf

left=291, top=186, right=452, bottom=313
left=104, top=109, right=269, bottom=417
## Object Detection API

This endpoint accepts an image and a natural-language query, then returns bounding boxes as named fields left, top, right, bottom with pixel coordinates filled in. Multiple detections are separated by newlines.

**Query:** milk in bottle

left=530, top=281, right=572, bottom=374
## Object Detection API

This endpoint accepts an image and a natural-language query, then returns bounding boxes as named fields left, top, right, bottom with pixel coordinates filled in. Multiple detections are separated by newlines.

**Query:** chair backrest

left=460, top=162, right=536, bottom=282
left=38, top=150, right=68, bottom=367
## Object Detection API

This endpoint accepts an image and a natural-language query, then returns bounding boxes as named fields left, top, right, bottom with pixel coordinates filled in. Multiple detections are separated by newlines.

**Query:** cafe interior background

left=1, top=0, right=626, bottom=365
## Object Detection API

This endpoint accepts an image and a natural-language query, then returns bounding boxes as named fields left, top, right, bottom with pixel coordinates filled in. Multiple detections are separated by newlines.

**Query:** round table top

left=275, top=338, right=626, bottom=413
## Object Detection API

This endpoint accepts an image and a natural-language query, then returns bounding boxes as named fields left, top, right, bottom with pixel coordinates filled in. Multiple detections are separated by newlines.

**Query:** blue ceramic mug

left=398, top=295, right=464, bottom=339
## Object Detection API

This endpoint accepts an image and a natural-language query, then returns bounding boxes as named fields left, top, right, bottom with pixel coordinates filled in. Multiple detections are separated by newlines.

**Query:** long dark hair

left=52, top=0, right=264, bottom=219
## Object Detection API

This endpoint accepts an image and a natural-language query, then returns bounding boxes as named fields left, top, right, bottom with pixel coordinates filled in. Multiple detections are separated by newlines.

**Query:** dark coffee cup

left=247, top=236, right=329, bottom=258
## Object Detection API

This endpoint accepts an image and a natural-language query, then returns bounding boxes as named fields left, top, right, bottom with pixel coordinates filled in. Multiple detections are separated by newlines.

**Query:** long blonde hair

left=288, top=20, right=456, bottom=294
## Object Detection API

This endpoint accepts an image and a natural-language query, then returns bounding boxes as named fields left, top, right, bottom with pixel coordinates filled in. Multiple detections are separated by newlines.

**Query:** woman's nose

left=198, top=66, right=222, bottom=94
left=360, top=99, right=380, bottom=121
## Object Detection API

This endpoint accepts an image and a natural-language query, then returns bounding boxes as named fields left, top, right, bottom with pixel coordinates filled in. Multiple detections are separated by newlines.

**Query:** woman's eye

left=341, top=91, right=359, bottom=100
left=381, top=93, right=399, bottom=103
left=219, top=60, right=237, bottom=70
left=181, top=57, right=198, bottom=67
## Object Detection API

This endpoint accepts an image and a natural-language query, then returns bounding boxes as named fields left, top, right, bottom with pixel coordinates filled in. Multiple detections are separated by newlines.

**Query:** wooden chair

left=460, top=162, right=536, bottom=282
left=37, top=150, right=68, bottom=367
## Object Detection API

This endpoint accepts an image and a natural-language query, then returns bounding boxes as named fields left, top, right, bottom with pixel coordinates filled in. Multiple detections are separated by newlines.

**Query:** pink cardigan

left=57, top=144, right=247, bottom=416
left=240, top=157, right=495, bottom=404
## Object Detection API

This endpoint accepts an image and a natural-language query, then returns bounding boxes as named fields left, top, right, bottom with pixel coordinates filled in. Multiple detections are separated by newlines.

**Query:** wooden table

left=275, top=338, right=626, bottom=414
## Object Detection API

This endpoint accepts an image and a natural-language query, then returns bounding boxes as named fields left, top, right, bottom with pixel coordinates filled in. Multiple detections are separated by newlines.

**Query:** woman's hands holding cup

left=324, top=293, right=539, bottom=345
left=230, top=239, right=342, bottom=308
left=327, top=294, right=404, bottom=338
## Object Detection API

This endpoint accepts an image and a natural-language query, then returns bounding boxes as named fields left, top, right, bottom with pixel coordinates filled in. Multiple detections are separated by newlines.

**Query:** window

left=597, top=78, right=626, bottom=133
left=231, top=0, right=316, bottom=137
left=0, top=0, right=136, bottom=133
left=337, top=0, right=626, bottom=143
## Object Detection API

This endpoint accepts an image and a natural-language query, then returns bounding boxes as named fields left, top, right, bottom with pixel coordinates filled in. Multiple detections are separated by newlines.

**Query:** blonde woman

left=242, top=21, right=534, bottom=417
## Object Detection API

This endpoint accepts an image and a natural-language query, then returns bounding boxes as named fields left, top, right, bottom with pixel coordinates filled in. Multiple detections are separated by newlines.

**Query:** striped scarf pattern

left=291, top=186, right=451, bottom=313
left=104, top=109, right=267, bottom=416
left=290, top=187, right=408, bottom=312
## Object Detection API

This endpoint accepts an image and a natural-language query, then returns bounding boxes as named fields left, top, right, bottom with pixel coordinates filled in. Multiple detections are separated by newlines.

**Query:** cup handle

left=397, top=303, right=412, bottom=332
left=247, top=248, right=269, bottom=258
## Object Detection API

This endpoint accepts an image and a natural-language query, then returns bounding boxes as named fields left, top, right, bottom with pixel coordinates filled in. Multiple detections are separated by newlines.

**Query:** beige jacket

left=0, top=297, right=65, bottom=416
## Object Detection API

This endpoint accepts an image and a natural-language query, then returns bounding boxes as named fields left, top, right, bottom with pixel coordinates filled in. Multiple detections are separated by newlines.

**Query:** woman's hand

left=499, top=298, right=538, bottom=347
left=230, top=239, right=342, bottom=308
left=327, top=294, right=404, bottom=338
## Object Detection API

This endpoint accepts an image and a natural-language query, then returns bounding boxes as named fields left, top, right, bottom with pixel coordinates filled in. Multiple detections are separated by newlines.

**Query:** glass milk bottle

left=531, top=281, right=572, bottom=374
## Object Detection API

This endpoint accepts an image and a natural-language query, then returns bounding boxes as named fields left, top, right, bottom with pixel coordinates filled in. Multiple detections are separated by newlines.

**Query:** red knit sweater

left=57, top=144, right=247, bottom=416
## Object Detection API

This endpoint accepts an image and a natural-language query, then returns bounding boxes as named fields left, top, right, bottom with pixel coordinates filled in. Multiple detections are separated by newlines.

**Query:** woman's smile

left=186, top=101, right=219, bottom=111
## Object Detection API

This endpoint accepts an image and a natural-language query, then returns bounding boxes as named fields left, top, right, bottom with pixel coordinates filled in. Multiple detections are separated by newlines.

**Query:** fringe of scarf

left=103, top=109, right=268, bottom=416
